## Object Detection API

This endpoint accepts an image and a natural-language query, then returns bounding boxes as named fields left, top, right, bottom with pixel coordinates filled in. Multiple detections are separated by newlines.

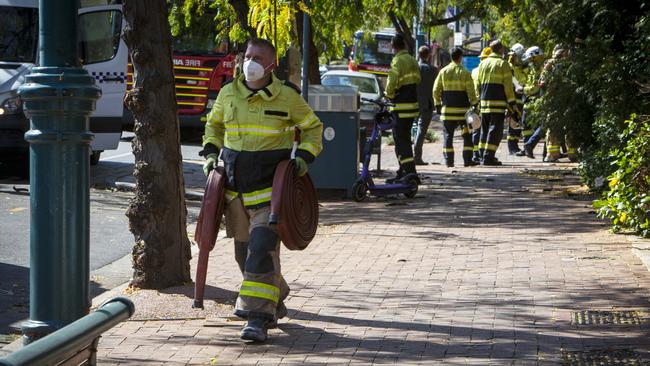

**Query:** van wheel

left=90, top=150, right=102, bottom=165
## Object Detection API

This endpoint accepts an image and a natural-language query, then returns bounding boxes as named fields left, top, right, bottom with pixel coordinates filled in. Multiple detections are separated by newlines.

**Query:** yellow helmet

left=480, top=47, right=492, bottom=60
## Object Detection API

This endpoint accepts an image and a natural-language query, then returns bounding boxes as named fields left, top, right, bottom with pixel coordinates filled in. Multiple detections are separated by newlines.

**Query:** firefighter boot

left=241, top=317, right=268, bottom=342
left=266, top=300, right=287, bottom=329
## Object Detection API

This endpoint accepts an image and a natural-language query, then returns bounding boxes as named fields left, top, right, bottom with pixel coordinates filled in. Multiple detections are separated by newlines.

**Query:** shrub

left=593, top=115, right=650, bottom=238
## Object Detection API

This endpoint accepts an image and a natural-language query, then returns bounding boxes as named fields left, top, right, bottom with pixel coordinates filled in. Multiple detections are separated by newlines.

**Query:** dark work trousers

left=472, top=128, right=481, bottom=161
left=520, top=105, right=534, bottom=144
left=479, top=112, right=505, bottom=161
left=507, top=124, right=522, bottom=153
left=413, top=108, right=433, bottom=162
left=443, top=121, right=474, bottom=166
left=391, top=84, right=418, bottom=176
left=392, top=114, right=417, bottom=175
left=507, top=98, right=524, bottom=153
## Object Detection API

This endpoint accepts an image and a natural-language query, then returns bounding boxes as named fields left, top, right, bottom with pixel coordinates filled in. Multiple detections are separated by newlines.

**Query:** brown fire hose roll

left=192, top=166, right=226, bottom=309
left=269, top=159, right=319, bottom=251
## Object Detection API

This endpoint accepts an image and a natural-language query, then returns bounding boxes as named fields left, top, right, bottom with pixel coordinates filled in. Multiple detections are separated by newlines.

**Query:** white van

left=0, top=0, right=126, bottom=165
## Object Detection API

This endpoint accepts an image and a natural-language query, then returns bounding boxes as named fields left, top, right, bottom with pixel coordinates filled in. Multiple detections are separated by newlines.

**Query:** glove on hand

left=294, top=157, right=308, bottom=177
left=435, top=105, right=442, bottom=115
left=203, top=153, right=218, bottom=176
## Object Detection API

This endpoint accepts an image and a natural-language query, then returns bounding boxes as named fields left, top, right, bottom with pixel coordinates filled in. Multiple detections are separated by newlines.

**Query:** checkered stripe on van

left=91, top=71, right=126, bottom=83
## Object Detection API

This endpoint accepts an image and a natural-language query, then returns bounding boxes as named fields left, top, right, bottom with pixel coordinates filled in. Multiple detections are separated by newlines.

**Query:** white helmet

left=465, top=108, right=481, bottom=131
left=523, top=46, right=543, bottom=62
left=510, top=43, right=525, bottom=57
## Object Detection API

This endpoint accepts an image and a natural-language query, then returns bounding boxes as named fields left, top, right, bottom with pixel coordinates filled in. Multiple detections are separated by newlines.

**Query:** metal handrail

left=0, top=297, right=135, bottom=366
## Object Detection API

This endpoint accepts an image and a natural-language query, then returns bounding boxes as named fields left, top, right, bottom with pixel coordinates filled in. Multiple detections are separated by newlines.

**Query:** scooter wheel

left=403, top=177, right=418, bottom=198
left=352, top=181, right=368, bottom=202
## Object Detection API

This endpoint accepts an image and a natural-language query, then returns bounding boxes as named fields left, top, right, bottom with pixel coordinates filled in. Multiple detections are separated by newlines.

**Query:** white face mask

left=243, top=60, right=270, bottom=82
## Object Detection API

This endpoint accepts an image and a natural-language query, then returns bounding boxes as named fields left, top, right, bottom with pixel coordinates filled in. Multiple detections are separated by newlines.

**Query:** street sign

left=454, top=32, right=463, bottom=46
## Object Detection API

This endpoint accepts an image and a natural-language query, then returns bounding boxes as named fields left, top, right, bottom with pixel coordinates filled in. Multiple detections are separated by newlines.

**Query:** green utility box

left=307, top=85, right=359, bottom=197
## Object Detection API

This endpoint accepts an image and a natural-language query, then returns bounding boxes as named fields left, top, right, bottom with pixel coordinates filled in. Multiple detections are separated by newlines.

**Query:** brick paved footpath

left=96, top=133, right=650, bottom=365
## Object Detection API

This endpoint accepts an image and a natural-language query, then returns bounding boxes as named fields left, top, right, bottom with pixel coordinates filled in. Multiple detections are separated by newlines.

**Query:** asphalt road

left=0, top=132, right=204, bottom=336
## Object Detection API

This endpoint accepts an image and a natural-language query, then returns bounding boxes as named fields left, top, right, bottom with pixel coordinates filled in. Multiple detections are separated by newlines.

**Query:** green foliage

left=593, top=115, right=650, bottom=238
left=425, top=130, right=439, bottom=143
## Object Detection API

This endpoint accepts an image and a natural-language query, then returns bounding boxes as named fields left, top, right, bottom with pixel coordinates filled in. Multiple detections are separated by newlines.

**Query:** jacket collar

left=233, top=73, right=283, bottom=101
left=488, top=53, right=503, bottom=60
left=395, top=49, right=409, bottom=58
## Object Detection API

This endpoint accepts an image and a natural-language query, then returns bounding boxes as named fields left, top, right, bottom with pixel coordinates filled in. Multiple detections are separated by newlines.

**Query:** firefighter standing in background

left=507, top=43, right=527, bottom=154
left=542, top=44, right=578, bottom=162
left=476, top=40, right=519, bottom=165
left=521, top=46, right=545, bottom=159
left=201, top=38, right=323, bottom=342
left=471, top=47, right=492, bottom=163
left=433, top=47, right=479, bottom=167
left=385, top=34, right=421, bottom=183
left=413, top=45, right=438, bottom=165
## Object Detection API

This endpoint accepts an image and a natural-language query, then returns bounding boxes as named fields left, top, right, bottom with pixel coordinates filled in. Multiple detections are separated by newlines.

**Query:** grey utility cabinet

left=306, top=85, right=359, bottom=197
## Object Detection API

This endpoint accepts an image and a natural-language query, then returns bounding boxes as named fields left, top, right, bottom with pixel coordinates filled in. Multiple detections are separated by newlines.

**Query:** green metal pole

left=18, top=0, right=101, bottom=344
left=301, top=0, right=311, bottom=102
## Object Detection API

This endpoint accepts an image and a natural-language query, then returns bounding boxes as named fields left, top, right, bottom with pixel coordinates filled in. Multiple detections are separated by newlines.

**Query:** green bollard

left=17, top=0, right=101, bottom=344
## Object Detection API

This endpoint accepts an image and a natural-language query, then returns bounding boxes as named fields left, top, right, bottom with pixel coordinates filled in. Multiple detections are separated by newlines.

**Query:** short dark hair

left=489, top=39, right=504, bottom=54
left=391, top=34, right=405, bottom=50
left=418, top=46, right=430, bottom=60
left=451, top=47, right=463, bottom=62
left=247, top=38, right=277, bottom=57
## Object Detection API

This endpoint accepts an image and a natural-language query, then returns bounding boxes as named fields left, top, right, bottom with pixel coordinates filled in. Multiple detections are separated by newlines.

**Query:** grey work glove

left=203, top=153, right=218, bottom=176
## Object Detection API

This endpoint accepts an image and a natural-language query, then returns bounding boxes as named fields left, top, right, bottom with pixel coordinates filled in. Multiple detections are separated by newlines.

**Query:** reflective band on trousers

left=242, top=187, right=273, bottom=207
left=400, top=157, right=414, bottom=164
left=239, top=280, right=280, bottom=303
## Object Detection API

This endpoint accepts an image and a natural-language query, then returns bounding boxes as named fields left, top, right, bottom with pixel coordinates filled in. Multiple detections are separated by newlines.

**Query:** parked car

left=320, top=70, right=382, bottom=126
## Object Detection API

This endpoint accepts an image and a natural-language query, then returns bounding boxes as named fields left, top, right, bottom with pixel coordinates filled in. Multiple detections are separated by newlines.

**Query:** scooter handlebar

left=361, top=97, right=393, bottom=108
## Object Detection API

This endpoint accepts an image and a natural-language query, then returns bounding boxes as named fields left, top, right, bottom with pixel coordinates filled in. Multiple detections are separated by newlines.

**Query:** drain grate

left=562, top=349, right=645, bottom=365
left=571, top=310, right=644, bottom=326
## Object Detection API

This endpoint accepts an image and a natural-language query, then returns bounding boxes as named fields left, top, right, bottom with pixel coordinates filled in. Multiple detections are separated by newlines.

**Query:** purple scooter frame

left=352, top=98, right=418, bottom=202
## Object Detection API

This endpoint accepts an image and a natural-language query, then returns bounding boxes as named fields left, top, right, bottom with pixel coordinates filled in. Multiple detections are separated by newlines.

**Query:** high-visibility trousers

left=442, top=120, right=474, bottom=166
left=225, top=197, right=290, bottom=321
left=478, top=112, right=505, bottom=160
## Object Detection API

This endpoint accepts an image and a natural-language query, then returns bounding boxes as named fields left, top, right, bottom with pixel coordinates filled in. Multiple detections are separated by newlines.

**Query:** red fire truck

left=126, top=23, right=237, bottom=130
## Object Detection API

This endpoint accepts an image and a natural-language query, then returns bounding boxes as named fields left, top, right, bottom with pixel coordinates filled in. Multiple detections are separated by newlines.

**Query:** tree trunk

left=122, top=0, right=191, bottom=289
left=390, top=11, right=415, bottom=55
left=295, top=5, right=321, bottom=85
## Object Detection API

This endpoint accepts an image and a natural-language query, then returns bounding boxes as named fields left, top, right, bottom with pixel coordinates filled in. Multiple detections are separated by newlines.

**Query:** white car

left=321, top=70, right=382, bottom=125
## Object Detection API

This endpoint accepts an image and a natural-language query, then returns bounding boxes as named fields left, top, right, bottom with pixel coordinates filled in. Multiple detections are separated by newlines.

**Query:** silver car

left=321, top=70, right=382, bottom=125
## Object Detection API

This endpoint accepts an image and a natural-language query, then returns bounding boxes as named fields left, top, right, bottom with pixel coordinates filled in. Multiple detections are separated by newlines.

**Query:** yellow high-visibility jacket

left=203, top=74, right=323, bottom=208
left=524, top=63, right=543, bottom=97
left=385, top=50, right=421, bottom=99
left=477, top=54, right=516, bottom=114
left=433, top=62, right=478, bottom=122
left=510, top=62, right=528, bottom=107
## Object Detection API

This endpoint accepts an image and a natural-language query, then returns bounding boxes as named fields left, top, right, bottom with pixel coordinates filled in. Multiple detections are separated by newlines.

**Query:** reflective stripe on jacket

left=203, top=74, right=323, bottom=208
left=433, top=62, right=478, bottom=122
left=385, top=50, right=421, bottom=99
left=477, top=54, right=516, bottom=114
left=511, top=62, right=527, bottom=106
left=524, top=63, right=543, bottom=97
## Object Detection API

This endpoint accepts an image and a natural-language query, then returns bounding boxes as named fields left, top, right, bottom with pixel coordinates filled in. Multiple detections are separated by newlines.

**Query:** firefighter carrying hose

left=201, top=38, right=323, bottom=342
left=385, top=34, right=421, bottom=183
left=433, top=47, right=479, bottom=167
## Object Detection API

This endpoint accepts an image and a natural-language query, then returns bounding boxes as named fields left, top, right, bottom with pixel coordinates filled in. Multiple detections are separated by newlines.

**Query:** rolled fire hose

left=192, top=166, right=226, bottom=309
left=269, top=129, right=319, bottom=250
